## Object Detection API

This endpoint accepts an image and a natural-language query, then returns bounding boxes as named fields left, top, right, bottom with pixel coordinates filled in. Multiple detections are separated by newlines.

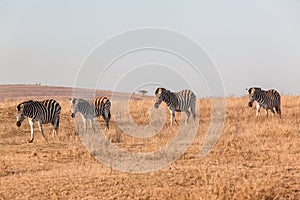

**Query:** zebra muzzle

left=248, top=102, right=253, bottom=107
left=16, top=121, right=21, bottom=127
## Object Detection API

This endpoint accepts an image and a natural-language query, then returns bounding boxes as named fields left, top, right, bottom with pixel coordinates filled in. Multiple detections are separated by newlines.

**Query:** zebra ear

left=70, top=98, right=77, bottom=104
left=154, top=87, right=164, bottom=95
left=154, top=88, right=158, bottom=95
left=246, top=88, right=253, bottom=93
left=74, top=98, right=78, bottom=104
left=16, top=104, right=24, bottom=111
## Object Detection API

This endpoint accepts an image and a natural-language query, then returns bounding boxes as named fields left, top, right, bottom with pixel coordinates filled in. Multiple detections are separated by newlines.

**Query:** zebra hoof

left=29, top=139, right=34, bottom=143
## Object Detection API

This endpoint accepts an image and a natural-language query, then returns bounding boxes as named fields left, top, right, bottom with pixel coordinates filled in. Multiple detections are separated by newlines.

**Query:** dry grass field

left=0, top=85, right=299, bottom=199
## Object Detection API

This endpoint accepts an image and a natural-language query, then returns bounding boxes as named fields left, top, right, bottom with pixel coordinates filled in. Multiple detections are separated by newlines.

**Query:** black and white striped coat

left=247, top=87, right=281, bottom=118
left=70, top=96, right=111, bottom=132
left=154, top=87, right=196, bottom=125
left=16, top=99, right=61, bottom=143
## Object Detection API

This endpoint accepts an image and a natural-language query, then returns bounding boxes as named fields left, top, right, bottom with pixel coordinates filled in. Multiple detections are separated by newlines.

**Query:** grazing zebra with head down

left=247, top=87, right=281, bottom=118
left=70, top=96, right=111, bottom=132
left=154, top=87, right=196, bottom=125
left=16, top=99, right=61, bottom=143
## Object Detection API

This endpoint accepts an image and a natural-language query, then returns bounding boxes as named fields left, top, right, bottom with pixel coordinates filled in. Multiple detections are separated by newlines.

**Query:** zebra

left=247, top=87, right=281, bottom=118
left=16, top=99, right=61, bottom=143
left=70, top=96, right=111, bottom=133
left=154, top=87, right=196, bottom=125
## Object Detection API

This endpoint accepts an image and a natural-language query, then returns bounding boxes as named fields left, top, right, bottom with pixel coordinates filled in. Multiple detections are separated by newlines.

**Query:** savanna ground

left=0, top=85, right=299, bottom=199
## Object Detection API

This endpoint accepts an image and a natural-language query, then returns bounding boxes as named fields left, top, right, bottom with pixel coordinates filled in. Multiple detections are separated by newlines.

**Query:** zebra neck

left=95, top=107, right=103, bottom=116
left=254, top=92, right=265, bottom=102
left=163, top=92, right=177, bottom=107
left=23, top=109, right=36, bottom=118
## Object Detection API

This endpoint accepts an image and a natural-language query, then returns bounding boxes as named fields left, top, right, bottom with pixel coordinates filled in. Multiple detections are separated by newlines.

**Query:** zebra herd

left=15, top=86, right=282, bottom=143
left=16, top=97, right=111, bottom=143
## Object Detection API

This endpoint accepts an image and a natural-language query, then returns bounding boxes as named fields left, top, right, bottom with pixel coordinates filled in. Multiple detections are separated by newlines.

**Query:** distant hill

left=0, top=84, right=149, bottom=100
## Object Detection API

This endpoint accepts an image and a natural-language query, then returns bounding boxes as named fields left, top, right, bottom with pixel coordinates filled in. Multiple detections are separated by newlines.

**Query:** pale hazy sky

left=0, top=1, right=299, bottom=96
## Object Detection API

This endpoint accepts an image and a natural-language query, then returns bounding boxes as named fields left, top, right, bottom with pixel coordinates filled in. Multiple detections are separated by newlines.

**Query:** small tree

left=138, top=89, right=148, bottom=96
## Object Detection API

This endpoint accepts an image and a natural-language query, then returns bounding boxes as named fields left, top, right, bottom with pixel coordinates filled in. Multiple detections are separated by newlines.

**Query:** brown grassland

left=0, top=85, right=299, bottom=199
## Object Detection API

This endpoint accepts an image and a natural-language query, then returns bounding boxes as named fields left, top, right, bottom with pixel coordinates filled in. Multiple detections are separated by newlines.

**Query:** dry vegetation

left=0, top=85, right=299, bottom=199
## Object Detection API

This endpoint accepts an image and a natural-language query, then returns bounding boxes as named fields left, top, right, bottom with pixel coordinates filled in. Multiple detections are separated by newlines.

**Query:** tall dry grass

left=0, top=95, right=299, bottom=199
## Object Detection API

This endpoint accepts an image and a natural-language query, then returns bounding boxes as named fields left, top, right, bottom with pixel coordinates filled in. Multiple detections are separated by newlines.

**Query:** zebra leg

left=104, top=118, right=110, bottom=130
left=270, top=108, right=275, bottom=117
left=82, top=117, right=87, bottom=133
left=89, top=118, right=95, bottom=132
left=191, top=104, right=196, bottom=120
left=256, top=104, right=261, bottom=118
left=28, top=119, right=35, bottom=143
left=275, top=106, right=281, bottom=119
left=55, top=115, right=59, bottom=135
left=169, top=110, right=173, bottom=126
left=184, top=109, right=191, bottom=125
left=265, top=109, right=269, bottom=117
left=38, top=120, right=47, bottom=142
left=169, top=110, right=177, bottom=126
left=102, top=111, right=110, bottom=130
left=51, top=115, right=59, bottom=136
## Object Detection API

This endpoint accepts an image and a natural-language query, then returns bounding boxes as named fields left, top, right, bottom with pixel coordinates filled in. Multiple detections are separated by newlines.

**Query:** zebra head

left=247, top=87, right=261, bottom=107
left=154, top=87, right=166, bottom=108
left=69, top=98, right=79, bottom=118
left=16, top=100, right=33, bottom=127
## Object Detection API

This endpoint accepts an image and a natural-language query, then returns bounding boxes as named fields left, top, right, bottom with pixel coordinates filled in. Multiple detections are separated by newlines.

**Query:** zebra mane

left=72, top=98, right=93, bottom=105
left=163, top=89, right=172, bottom=95
left=154, top=87, right=168, bottom=95
left=78, top=98, right=92, bottom=105
left=17, top=100, right=34, bottom=111
left=70, top=98, right=87, bottom=104
left=247, top=87, right=261, bottom=94
left=253, top=87, right=261, bottom=90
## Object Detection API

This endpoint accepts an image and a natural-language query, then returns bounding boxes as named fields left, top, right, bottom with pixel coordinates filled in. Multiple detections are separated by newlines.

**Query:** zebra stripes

left=154, top=87, right=196, bottom=125
left=16, top=99, right=61, bottom=143
left=247, top=87, right=281, bottom=118
left=70, top=96, right=111, bottom=132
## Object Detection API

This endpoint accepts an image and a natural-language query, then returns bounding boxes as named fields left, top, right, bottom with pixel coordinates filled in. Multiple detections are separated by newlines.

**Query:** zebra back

left=41, top=99, right=61, bottom=115
left=175, top=89, right=196, bottom=110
